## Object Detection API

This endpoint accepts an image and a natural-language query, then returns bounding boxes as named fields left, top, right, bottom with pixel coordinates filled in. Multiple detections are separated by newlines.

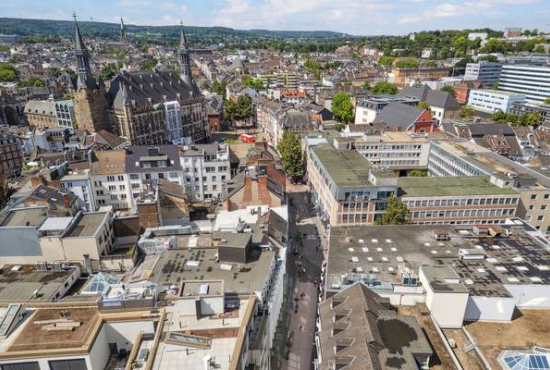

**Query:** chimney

left=62, top=193, right=71, bottom=208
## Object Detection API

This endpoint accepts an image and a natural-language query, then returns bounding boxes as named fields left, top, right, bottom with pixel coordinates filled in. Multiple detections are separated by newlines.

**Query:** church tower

left=178, top=23, right=200, bottom=95
left=71, top=13, right=110, bottom=133
left=120, top=17, right=128, bottom=44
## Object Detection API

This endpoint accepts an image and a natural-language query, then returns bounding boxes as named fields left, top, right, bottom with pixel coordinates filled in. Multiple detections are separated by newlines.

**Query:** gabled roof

left=398, top=86, right=460, bottom=109
left=373, top=102, right=424, bottom=130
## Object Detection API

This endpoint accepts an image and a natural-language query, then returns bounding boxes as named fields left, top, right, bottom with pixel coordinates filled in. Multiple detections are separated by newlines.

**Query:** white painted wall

left=105, top=321, right=155, bottom=352
left=505, top=284, right=550, bottom=308
left=464, top=296, right=516, bottom=322
left=88, top=326, right=110, bottom=370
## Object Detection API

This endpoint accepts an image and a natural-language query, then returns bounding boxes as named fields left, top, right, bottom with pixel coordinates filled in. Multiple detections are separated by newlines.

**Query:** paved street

left=281, top=182, right=327, bottom=370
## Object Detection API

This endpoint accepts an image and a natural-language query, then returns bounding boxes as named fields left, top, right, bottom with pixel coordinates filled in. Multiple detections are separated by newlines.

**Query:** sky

left=2, top=0, right=550, bottom=36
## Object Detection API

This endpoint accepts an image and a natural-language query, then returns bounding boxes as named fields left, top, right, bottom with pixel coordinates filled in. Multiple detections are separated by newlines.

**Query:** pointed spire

left=179, top=21, right=188, bottom=49
left=73, top=13, right=97, bottom=90
left=73, top=12, right=85, bottom=53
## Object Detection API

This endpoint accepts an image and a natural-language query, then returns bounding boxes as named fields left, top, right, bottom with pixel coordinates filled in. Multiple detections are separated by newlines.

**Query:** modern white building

left=467, top=89, right=525, bottom=113
left=180, top=143, right=232, bottom=202
left=464, top=61, right=502, bottom=87
left=54, top=99, right=75, bottom=128
left=90, top=151, right=133, bottom=210
left=499, top=64, right=550, bottom=103
left=59, top=169, right=96, bottom=212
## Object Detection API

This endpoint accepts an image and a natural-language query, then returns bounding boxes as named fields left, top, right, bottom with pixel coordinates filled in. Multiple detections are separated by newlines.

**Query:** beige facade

left=73, top=88, right=110, bottom=133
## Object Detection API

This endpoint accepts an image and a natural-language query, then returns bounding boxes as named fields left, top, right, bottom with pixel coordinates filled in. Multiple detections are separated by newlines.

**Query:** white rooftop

left=38, top=217, right=73, bottom=232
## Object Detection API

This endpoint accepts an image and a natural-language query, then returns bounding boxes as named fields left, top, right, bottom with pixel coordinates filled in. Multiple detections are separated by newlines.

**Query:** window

left=542, top=205, right=547, bottom=210
left=118, top=175, right=124, bottom=181
left=119, top=185, right=125, bottom=191
left=48, top=359, right=87, bottom=370
left=1, top=362, right=40, bottom=370
left=108, top=185, right=116, bottom=191
left=130, top=174, right=139, bottom=180
left=531, top=194, right=537, bottom=200
left=132, top=183, right=140, bottom=189
left=107, top=176, right=115, bottom=182
left=538, top=215, right=544, bottom=221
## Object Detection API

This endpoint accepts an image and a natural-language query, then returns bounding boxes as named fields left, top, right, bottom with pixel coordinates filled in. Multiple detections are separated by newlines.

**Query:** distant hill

left=0, top=17, right=348, bottom=45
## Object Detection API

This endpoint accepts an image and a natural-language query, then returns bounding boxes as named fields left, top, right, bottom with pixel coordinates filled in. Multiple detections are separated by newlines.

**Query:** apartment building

left=354, top=95, right=418, bottom=125
left=307, top=144, right=397, bottom=226
left=429, top=139, right=550, bottom=233
left=467, top=89, right=526, bottom=113
left=181, top=143, right=232, bottom=201
left=125, top=145, right=183, bottom=200
left=399, top=176, right=520, bottom=225
left=90, top=150, right=133, bottom=210
left=391, top=66, right=450, bottom=88
left=59, top=169, right=96, bottom=212
left=464, top=61, right=502, bottom=87
left=258, top=71, right=299, bottom=89
left=499, top=64, right=550, bottom=103
left=0, top=132, right=23, bottom=178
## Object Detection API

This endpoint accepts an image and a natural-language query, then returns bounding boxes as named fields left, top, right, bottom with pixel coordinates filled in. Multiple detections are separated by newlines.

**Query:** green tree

left=492, top=81, right=499, bottom=90
left=362, top=80, right=371, bottom=90
left=441, top=85, right=455, bottom=96
left=0, top=45, right=10, bottom=53
left=332, top=92, right=355, bottom=124
left=517, top=112, right=541, bottom=127
left=376, top=195, right=409, bottom=225
left=460, top=105, right=475, bottom=119
left=101, top=63, right=120, bottom=81
left=17, top=76, right=45, bottom=87
left=371, top=81, right=398, bottom=95
left=212, top=79, right=228, bottom=99
left=225, top=95, right=253, bottom=122
left=278, top=133, right=304, bottom=179
left=0, top=63, right=18, bottom=82
left=544, top=97, right=550, bottom=105
left=395, top=58, right=419, bottom=69
left=408, top=169, right=428, bottom=177
left=478, top=55, right=499, bottom=62
left=534, top=45, right=546, bottom=54
left=492, top=110, right=518, bottom=124
left=140, top=58, right=158, bottom=71
left=418, top=101, right=432, bottom=113
left=242, top=76, right=264, bottom=90
left=378, top=55, right=396, bottom=66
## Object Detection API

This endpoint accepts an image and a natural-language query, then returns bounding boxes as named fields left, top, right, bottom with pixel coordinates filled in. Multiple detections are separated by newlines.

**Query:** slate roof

left=282, top=109, right=311, bottom=130
left=373, top=102, right=424, bottom=130
left=0, top=90, right=18, bottom=105
left=125, top=145, right=182, bottom=174
left=108, top=70, right=200, bottom=109
left=398, top=86, right=461, bottom=109
left=24, top=100, right=56, bottom=116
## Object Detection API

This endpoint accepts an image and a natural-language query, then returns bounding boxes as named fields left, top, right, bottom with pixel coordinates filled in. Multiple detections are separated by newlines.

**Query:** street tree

left=376, top=195, right=410, bottom=225
left=332, top=92, right=355, bottom=124
left=278, top=133, right=304, bottom=180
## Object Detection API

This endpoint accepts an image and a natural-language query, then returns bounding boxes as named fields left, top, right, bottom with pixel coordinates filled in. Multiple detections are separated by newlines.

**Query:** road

left=281, top=181, right=327, bottom=370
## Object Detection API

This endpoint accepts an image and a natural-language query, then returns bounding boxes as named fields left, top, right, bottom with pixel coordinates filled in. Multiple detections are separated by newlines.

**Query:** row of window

left=404, top=196, right=519, bottom=208
left=411, top=208, right=515, bottom=219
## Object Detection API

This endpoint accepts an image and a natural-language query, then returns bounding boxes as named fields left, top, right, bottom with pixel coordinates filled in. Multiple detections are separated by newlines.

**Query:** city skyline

left=2, top=0, right=550, bottom=35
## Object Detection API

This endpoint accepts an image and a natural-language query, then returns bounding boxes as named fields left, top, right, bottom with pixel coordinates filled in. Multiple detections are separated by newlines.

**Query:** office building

left=464, top=61, right=502, bottom=88
left=467, top=89, right=525, bottom=113
left=307, top=144, right=397, bottom=226
left=499, top=64, right=550, bottom=103
left=354, top=95, right=419, bottom=125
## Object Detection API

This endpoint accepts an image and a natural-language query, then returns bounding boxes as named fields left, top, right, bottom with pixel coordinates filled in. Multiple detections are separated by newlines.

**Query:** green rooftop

left=312, top=144, right=372, bottom=187
left=398, top=176, right=518, bottom=197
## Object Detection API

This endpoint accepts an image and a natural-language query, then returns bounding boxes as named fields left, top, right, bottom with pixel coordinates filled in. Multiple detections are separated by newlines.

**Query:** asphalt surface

left=281, top=182, right=327, bottom=370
